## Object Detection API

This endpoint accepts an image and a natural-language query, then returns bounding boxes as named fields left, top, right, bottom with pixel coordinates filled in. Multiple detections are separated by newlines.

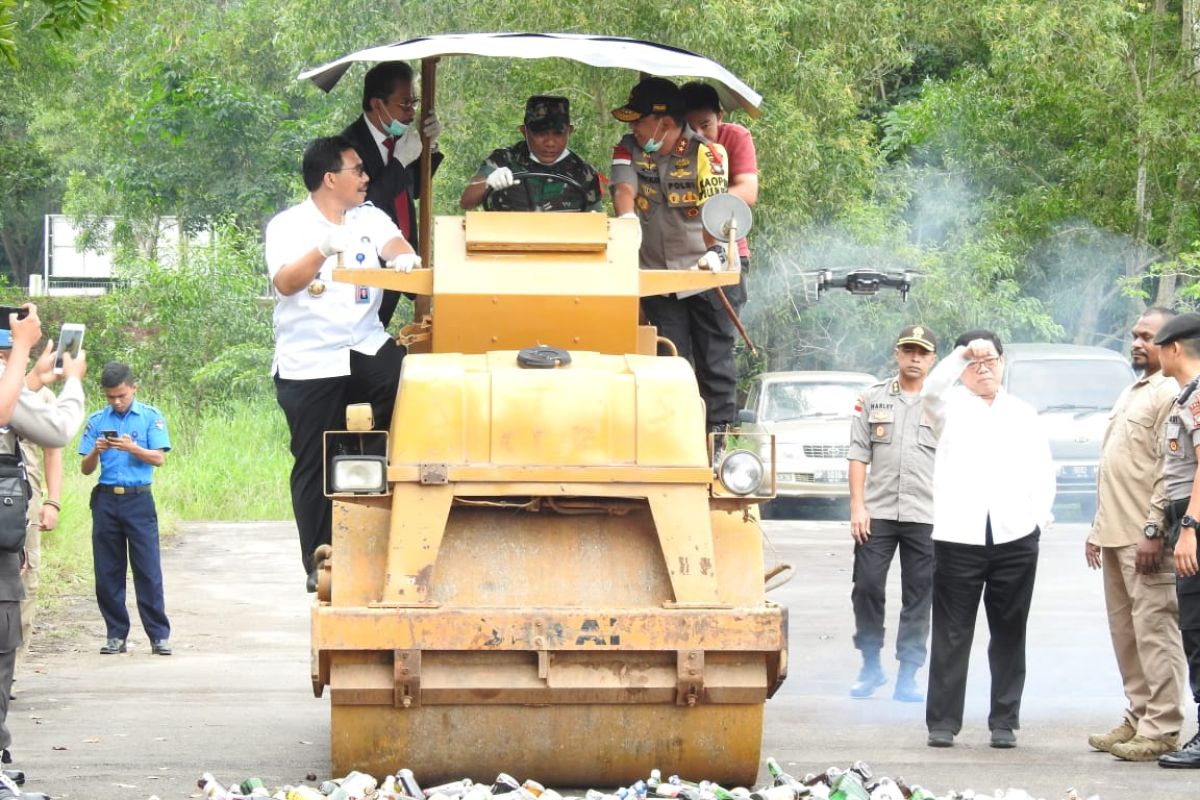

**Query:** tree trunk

left=1185, top=0, right=1200, bottom=87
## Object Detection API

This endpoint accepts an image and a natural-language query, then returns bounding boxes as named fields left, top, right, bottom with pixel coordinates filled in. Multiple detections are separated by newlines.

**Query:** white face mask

left=641, top=118, right=666, bottom=154
left=378, top=104, right=407, bottom=137
left=526, top=135, right=571, bottom=165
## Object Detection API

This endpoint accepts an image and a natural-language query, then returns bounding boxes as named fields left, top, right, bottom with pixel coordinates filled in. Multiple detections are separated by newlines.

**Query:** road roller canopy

left=298, top=32, right=762, bottom=117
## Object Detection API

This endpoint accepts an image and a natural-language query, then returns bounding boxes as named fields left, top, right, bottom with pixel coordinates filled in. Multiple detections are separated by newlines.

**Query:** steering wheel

left=483, top=170, right=591, bottom=212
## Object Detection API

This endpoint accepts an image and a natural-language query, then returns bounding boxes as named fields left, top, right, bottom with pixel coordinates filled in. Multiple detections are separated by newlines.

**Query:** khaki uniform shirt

left=0, top=379, right=84, bottom=604
left=847, top=377, right=936, bottom=523
left=1091, top=371, right=1177, bottom=546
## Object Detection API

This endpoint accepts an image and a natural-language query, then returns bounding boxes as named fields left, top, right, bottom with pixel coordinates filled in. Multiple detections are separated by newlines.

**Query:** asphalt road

left=8, top=516, right=1200, bottom=799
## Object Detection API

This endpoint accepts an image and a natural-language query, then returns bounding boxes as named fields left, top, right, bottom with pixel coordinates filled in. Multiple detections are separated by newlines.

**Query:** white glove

left=318, top=227, right=354, bottom=258
left=697, top=246, right=728, bottom=272
left=392, top=123, right=424, bottom=167
left=616, top=212, right=642, bottom=249
left=486, top=167, right=517, bottom=191
left=422, top=111, right=442, bottom=143
left=386, top=253, right=422, bottom=273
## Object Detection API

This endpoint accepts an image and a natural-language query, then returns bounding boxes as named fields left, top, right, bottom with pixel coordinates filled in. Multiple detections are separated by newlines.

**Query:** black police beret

left=1153, top=312, right=1200, bottom=346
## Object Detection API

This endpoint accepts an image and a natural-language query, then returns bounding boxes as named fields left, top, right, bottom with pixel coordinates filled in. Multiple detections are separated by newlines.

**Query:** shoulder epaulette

left=1178, top=376, right=1200, bottom=406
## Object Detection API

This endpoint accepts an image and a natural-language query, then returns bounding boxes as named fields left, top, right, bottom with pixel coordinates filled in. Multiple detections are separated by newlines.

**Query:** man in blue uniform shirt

left=78, top=362, right=172, bottom=656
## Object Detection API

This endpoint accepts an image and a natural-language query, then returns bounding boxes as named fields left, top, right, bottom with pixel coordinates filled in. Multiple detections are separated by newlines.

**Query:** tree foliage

left=2, top=0, right=1200, bottom=392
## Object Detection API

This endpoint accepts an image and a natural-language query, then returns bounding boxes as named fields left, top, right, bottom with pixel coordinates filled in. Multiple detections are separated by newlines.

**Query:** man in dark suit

left=341, top=61, right=444, bottom=327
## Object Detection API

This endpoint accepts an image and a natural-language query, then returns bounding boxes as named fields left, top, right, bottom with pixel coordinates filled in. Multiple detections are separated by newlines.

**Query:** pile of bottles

left=182, top=758, right=1099, bottom=800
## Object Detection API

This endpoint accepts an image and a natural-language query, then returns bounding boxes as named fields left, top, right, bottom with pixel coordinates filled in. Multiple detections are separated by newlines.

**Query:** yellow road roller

left=301, top=33, right=785, bottom=787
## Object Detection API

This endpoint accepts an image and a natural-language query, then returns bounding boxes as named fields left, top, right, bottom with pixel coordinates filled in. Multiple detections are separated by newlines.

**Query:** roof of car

left=754, top=370, right=878, bottom=384
left=1003, top=343, right=1127, bottom=361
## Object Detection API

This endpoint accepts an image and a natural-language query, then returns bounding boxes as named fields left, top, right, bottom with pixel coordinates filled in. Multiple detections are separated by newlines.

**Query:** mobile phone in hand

left=54, top=323, right=85, bottom=375
left=0, top=306, right=29, bottom=331
left=102, top=430, right=118, bottom=440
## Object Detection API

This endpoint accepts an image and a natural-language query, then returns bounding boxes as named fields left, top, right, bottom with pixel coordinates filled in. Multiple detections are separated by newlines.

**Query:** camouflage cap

left=524, top=95, right=570, bottom=132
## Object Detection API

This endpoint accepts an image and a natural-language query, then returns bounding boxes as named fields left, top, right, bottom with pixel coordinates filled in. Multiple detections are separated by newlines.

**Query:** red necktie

left=381, top=137, right=412, bottom=240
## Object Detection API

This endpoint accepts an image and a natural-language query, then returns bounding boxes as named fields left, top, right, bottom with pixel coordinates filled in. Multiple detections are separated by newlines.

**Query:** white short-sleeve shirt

left=264, top=198, right=402, bottom=380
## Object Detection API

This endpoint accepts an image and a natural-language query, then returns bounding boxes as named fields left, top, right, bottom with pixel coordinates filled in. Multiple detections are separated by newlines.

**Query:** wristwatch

left=1144, top=522, right=1161, bottom=540
left=1182, top=514, right=1199, bottom=531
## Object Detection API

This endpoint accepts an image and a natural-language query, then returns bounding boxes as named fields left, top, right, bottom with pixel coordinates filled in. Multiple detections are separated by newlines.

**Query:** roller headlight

left=718, top=450, right=765, bottom=496
left=330, top=455, right=388, bottom=494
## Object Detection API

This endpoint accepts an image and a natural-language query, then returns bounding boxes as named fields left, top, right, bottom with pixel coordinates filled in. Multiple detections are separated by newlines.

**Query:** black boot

left=709, top=424, right=728, bottom=468
left=1160, top=730, right=1200, bottom=768
left=850, top=650, right=886, bottom=698
left=893, top=661, right=924, bottom=703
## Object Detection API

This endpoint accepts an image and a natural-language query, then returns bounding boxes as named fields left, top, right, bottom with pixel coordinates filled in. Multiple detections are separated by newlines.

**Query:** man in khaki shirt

left=1086, top=307, right=1188, bottom=761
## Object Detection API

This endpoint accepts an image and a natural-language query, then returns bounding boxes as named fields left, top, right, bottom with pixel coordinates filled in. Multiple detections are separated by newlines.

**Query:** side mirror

left=737, top=408, right=757, bottom=425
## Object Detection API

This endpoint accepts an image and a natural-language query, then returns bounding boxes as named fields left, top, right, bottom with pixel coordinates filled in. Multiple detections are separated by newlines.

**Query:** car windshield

left=1005, top=359, right=1131, bottom=413
left=762, top=380, right=869, bottom=422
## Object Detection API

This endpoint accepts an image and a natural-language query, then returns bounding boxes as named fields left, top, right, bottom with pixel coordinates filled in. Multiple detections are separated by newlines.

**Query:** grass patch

left=36, top=396, right=292, bottom=611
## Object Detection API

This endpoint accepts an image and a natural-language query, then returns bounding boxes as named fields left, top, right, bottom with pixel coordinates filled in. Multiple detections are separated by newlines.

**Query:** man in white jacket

left=922, top=329, right=1055, bottom=750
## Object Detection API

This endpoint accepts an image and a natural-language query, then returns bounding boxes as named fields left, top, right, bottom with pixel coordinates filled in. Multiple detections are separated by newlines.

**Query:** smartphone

left=0, top=306, right=29, bottom=331
left=54, top=323, right=85, bottom=375
left=102, top=430, right=118, bottom=440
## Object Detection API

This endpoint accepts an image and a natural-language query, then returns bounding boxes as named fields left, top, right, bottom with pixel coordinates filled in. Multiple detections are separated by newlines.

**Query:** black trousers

left=274, top=339, right=404, bottom=574
left=1179, top=574, right=1200, bottom=709
left=642, top=272, right=745, bottom=428
left=927, top=529, right=1040, bottom=734
left=852, top=519, right=934, bottom=665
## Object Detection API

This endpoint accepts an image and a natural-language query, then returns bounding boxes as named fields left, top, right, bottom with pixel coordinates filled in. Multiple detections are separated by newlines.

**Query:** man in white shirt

left=922, top=330, right=1055, bottom=750
left=264, top=135, right=419, bottom=591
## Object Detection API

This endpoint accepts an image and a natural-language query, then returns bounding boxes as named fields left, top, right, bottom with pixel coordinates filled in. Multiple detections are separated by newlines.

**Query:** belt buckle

left=113, top=486, right=125, bottom=495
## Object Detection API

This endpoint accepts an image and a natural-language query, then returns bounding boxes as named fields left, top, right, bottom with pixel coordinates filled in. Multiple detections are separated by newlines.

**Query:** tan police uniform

left=16, top=387, right=58, bottom=654
left=1091, top=370, right=1186, bottom=742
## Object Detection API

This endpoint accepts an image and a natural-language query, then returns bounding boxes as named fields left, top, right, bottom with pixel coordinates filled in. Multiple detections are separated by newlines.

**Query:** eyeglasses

left=390, top=97, right=420, bottom=111
left=968, top=357, right=1000, bottom=373
left=333, top=164, right=367, bottom=177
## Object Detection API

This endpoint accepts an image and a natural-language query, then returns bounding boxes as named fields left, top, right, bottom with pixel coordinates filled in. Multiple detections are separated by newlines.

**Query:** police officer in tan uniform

left=1150, top=312, right=1200, bottom=768
left=847, top=325, right=938, bottom=701
left=609, top=78, right=736, bottom=445
left=1085, top=307, right=1187, bottom=762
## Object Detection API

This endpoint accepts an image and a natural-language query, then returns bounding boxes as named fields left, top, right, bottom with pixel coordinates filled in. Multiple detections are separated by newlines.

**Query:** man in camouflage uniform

left=1149, top=312, right=1200, bottom=768
left=459, top=95, right=603, bottom=213
left=609, top=77, right=736, bottom=443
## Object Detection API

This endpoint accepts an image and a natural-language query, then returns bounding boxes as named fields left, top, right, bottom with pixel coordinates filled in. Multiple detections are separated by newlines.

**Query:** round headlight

left=719, top=450, right=765, bottom=496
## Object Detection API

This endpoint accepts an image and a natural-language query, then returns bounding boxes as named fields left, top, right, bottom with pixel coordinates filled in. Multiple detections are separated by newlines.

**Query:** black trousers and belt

left=852, top=519, right=934, bottom=666
left=1163, top=497, right=1200, bottom=714
left=642, top=266, right=747, bottom=429
left=927, top=523, right=1040, bottom=735
left=274, top=339, right=404, bottom=574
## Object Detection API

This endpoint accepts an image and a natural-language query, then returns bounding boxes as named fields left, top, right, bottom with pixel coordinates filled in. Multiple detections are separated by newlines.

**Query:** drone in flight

left=810, top=268, right=921, bottom=302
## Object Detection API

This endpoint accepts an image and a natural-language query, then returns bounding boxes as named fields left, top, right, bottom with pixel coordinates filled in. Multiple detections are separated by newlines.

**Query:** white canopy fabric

left=299, top=32, right=762, bottom=117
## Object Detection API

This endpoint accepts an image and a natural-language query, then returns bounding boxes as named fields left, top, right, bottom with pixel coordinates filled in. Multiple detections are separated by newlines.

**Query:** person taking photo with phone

left=0, top=330, right=64, bottom=664
left=78, top=362, right=171, bottom=657
left=0, top=304, right=87, bottom=773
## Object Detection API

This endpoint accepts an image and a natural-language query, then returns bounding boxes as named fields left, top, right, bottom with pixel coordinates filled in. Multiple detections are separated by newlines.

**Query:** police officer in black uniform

left=1151, top=311, right=1200, bottom=768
